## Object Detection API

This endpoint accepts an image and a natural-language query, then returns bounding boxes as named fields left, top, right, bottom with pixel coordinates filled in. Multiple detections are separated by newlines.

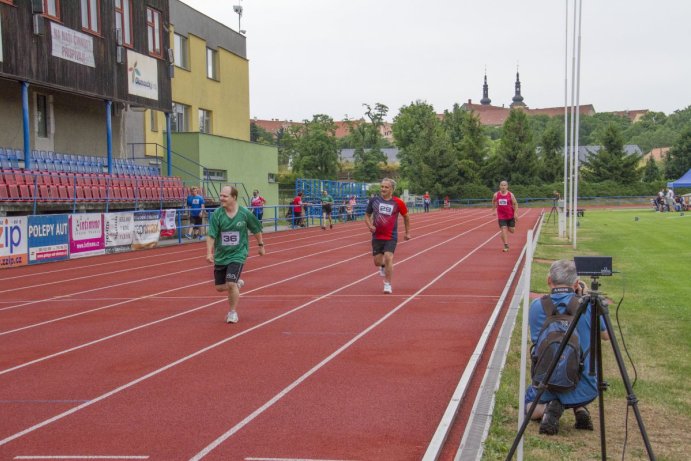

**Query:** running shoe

left=503, top=245, right=509, bottom=252
left=198, top=235, right=205, bottom=240
left=383, top=282, right=392, bottom=294
left=236, top=279, right=244, bottom=289
left=321, top=226, right=326, bottom=230
left=379, top=266, right=386, bottom=277
left=330, top=224, right=333, bottom=229
left=225, top=310, right=239, bottom=324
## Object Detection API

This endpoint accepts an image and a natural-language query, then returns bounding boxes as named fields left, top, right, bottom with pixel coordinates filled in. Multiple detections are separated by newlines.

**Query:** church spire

left=511, top=65, right=526, bottom=108
left=480, top=69, right=491, bottom=105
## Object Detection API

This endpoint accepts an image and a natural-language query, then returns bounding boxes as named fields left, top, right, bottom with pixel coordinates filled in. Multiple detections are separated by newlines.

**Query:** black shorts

left=372, top=238, right=397, bottom=256
left=322, top=204, right=333, bottom=214
left=214, top=262, right=244, bottom=286
left=498, top=218, right=515, bottom=228
left=191, top=215, right=203, bottom=227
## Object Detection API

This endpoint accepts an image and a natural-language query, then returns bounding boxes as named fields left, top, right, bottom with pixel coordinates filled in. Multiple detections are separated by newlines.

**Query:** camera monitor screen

left=574, top=256, right=613, bottom=276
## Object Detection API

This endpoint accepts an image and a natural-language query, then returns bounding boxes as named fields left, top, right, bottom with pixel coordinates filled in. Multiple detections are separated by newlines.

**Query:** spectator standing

left=365, top=178, right=411, bottom=294
left=186, top=186, right=206, bottom=240
left=320, top=190, right=335, bottom=229
left=250, top=189, right=267, bottom=222
left=423, top=191, right=431, bottom=212
left=291, top=191, right=305, bottom=228
left=666, top=188, right=676, bottom=213
left=525, top=259, right=609, bottom=435
left=492, top=180, right=518, bottom=252
left=346, top=196, right=355, bottom=221
left=206, top=185, right=265, bottom=324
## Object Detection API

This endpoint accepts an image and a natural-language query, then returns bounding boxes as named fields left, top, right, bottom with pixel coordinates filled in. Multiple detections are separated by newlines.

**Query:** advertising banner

left=127, top=49, right=159, bottom=100
left=132, top=210, right=161, bottom=250
left=69, top=213, right=105, bottom=259
left=0, top=216, right=28, bottom=269
left=27, top=215, right=69, bottom=264
left=105, top=212, right=135, bottom=254
left=160, top=209, right=177, bottom=237
left=50, top=22, right=96, bottom=68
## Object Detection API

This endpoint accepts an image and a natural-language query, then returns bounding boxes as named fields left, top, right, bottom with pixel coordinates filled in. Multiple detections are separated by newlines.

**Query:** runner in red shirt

left=365, top=178, right=411, bottom=294
left=492, top=180, right=518, bottom=252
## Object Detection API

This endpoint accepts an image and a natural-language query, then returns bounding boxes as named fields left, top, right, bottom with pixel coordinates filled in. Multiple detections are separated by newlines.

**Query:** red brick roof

left=608, top=110, right=649, bottom=123
left=458, top=102, right=596, bottom=126
left=252, top=118, right=393, bottom=141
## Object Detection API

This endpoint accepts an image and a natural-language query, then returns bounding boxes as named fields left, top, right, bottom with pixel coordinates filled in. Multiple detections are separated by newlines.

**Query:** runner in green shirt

left=206, top=185, right=265, bottom=324
left=320, top=189, right=335, bottom=230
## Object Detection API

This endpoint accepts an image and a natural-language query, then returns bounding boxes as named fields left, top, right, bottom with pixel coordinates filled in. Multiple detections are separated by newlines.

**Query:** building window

left=203, top=168, right=226, bottom=182
left=43, top=0, right=60, bottom=20
left=81, top=0, right=101, bottom=35
left=199, top=109, right=212, bottom=134
left=173, top=33, right=188, bottom=69
left=150, top=110, right=158, bottom=132
left=114, top=0, right=132, bottom=47
left=147, top=7, right=162, bottom=57
left=206, top=47, right=218, bottom=80
left=36, top=94, right=49, bottom=138
left=268, top=173, right=277, bottom=183
left=170, top=103, right=189, bottom=132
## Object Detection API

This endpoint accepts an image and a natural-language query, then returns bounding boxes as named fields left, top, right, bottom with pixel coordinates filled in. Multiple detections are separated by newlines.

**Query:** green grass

left=481, top=208, right=691, bottom=461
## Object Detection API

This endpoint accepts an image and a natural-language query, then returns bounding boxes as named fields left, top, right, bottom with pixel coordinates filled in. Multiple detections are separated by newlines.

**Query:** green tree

left=641, top=157, right=661, bottom=182
left=276, top=125, right=300, bottom=170
left=392, top=101, right=459, bottom=196
left=250, top=122, right=275, bottom=145
left=291, top=115, right=340, bottom=179
left=581, top=123, right=640, bottom=184
left=351, top=103, right=389, bottom=182
left=538, top=120, right=564, bottom=183
left=493, top=109, right=538, bottom=186
left=665, top=126, right=691, bottom=179
left=441, top=104, right=487, bottom=184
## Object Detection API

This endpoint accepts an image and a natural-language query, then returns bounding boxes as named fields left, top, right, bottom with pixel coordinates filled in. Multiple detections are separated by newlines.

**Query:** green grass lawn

left=481, top=208, right=691, bottom=461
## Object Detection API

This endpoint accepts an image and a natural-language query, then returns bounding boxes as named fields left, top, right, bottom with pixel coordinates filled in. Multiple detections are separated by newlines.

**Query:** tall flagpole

left=568, top=0, right=578, bottom=240
left=562, top=0, right=569, bottom=238
left=573, top=0, right=583, bottom=249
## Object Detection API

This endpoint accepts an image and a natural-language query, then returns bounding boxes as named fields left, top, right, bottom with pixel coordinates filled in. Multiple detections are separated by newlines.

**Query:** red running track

left=0, top=207, right=540, bottom=461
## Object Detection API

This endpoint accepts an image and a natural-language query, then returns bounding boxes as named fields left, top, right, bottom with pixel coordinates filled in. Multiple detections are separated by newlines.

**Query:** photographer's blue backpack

left=531, top=295, right=585, bottom=393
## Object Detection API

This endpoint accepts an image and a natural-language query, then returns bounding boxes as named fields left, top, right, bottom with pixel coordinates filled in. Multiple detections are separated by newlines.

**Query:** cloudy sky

left=179, top=0, right=690, bottom=122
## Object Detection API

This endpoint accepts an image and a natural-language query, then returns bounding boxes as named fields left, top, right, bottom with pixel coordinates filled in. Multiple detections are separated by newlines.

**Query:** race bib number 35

left=221, top=231, right=240, bottom=246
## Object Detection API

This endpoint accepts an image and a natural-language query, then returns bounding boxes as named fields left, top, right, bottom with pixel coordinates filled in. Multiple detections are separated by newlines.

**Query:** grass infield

left=481, top=207, right=690, bottom=461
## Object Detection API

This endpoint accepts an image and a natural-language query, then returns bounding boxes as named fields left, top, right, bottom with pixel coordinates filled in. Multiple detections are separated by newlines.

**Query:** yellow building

left=135, top=0, right=277, bottom=208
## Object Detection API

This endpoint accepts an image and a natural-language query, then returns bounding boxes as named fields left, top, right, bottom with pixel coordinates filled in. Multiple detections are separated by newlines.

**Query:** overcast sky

left=179, top=0, right=691, bottom=122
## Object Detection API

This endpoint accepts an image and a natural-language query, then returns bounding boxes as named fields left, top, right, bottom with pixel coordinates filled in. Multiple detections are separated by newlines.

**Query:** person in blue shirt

left=186, top=186, right=206, bottom=240
left=525, top=259, right=609, bottom=435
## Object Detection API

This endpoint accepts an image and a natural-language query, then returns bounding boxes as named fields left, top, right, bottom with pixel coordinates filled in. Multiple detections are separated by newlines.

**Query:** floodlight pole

left=568, top=0, right=578, bottom=241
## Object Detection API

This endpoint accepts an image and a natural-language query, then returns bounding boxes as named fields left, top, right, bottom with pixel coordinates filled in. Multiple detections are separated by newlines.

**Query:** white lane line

left=0, top=216, right=497, bottom=447
left=14, top=456, right=149, bottom=459
left=189, top=232, right=499, bottom=460
left=0, top=211, right=488, bottom=335
left=245, top=458, right=359, bottom=461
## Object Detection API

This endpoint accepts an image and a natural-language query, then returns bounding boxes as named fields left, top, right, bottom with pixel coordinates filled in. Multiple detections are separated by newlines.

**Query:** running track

left=0, top=207, right=540, bottom=461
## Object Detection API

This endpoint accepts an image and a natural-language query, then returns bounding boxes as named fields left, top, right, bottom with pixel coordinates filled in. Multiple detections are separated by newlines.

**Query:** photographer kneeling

left=525, top=259, right=609, bottom=435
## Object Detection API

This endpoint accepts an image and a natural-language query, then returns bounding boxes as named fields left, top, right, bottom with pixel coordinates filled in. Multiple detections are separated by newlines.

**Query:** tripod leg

left=600, top=307, right=657, bottom=460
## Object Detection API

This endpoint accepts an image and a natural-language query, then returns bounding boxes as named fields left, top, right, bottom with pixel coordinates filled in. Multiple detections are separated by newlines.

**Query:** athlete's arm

left=206, top=236, right=215, bottom=264
left=403, top=214, right=411, bottom=240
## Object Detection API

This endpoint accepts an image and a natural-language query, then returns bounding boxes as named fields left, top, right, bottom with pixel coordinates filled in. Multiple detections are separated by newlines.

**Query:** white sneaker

left=379, top=266, right=386, bottom=277
left=225, top=310, right=239, bottom=323
left=236, top=279, right=244, bottom=289
left=383, top=282, right=392, bottom=294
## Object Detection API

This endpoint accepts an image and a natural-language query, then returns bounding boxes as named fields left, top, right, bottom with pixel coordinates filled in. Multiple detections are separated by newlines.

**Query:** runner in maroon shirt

left=365, top=178, right=411, bottom=294
left=492, top=180, right=518, bottom=252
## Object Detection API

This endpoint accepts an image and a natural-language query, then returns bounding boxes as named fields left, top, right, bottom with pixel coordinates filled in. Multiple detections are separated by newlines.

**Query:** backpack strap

left=540, top=294, right=581, bottom=317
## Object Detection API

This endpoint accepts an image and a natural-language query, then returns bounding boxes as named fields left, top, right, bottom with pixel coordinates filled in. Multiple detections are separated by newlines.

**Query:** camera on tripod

left=574, top=256, right=613, bottom=277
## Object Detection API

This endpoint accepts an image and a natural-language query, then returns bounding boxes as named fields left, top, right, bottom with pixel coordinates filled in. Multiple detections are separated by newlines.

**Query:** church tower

left=480, top=71, right=491, bottom=105
left=510, top=68, right=527, bottom=108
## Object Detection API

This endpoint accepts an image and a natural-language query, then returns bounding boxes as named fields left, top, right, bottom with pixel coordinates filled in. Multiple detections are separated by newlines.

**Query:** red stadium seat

left=20, top=184, right=34, bottom=201
left=58, top=185, right=69, bottom=200
left=0, top=184, right=8, bottom=200
left=39, top=184, right=50, bottom=201
left=83, top=186, right=93, bottom=201
left=8, top=184, right=20, bottom=200
left=76, top=186, right=85, bottom=200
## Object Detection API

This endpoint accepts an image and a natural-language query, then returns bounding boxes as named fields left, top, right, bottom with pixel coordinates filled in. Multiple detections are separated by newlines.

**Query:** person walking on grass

left=492, top=180, right=518, bottom=252
left=206, top=185, right=265, bottom=324
left=320, top=189, right=334, bottom=230
left=365, top=178, right=411, bottom=294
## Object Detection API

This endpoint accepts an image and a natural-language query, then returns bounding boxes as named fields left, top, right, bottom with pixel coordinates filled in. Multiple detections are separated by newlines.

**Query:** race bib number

left=498, top=199, right=508, bottom=206
left=378, top=203, right=394, bottom=216
left=221, top=231, right=240, bottom=246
